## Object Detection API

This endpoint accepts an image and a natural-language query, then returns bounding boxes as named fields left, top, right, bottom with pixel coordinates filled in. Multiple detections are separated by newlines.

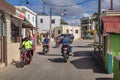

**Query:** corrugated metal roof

left=102, top=16, right=120, bottom=34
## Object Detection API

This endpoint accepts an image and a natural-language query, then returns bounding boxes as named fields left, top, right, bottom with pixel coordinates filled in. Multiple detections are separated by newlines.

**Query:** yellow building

left=54, top=25, right=81, bottom=40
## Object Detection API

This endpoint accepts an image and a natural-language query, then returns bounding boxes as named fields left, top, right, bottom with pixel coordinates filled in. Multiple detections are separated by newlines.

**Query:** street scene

left=0, top=40, right=113, bottom=80
left=0, top=0, right=120, bottom=80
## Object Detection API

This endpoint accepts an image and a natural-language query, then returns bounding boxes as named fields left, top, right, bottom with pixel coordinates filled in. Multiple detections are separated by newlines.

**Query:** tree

left=92, top=11, right=105, bottom=34
left=60, top=19, right=68, bottom=25
left=92, top=12, right=99, bottom=34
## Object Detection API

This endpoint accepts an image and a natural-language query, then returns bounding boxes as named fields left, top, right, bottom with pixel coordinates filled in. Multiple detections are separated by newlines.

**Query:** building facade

left=80, top=17, right=93, bottom=35
left=15, top=6, right=37, bottom=38
left=0, top=0, right=20, bottom=67
left=37, top=15, right=61, bottom=33
left=54, top=25, right=81, bottom=40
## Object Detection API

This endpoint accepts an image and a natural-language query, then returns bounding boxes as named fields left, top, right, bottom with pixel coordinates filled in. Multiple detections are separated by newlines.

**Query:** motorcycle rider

left=42, top=34, right=50, bottom=52
left=55, top=35, right=61, bottom=47
left=21, top=37, right=33, bottom=59
left=61, top=34, right=73, bottom=56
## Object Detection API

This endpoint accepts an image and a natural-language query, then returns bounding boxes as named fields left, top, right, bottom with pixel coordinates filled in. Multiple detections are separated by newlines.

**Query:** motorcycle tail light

left=63, top=45, right=67, bottom=48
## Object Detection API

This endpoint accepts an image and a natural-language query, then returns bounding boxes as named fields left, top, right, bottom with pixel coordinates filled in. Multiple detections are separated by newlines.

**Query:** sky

left=5, top=0, right=120, bottom=26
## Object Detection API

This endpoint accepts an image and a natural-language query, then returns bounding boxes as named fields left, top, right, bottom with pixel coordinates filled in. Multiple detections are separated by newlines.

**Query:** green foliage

left=60, top=19, right=68, bottom=25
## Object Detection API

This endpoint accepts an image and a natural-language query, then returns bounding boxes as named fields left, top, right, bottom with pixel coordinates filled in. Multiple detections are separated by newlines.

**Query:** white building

left=54, top=25, right=81, bottom=40
left=80, top=17, right=95, bottom=35
left=15, top=6, right=37, bottom=38
left=37, top=15, right=61, bottom=33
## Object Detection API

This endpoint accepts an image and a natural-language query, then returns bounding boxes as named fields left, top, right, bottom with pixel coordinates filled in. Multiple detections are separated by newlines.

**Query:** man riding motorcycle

left=42, top=35, right=50, bottom=52
left=61, top=35, right=73, bottom=56
left=21, top=37, right=33, bottom=61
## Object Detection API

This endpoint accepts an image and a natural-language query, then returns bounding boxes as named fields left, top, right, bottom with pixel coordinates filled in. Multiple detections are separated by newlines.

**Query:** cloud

left=102, top=0, right=120, bottom=10
left=45, top=0, right=85, bottom=16
left=66, top=18, right=80, bottom=26
left=82, top=12, right=90, bottom=17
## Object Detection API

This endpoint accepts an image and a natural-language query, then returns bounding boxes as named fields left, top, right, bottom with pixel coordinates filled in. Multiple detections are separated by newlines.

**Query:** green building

left=102, top=16, right=120, bottom=74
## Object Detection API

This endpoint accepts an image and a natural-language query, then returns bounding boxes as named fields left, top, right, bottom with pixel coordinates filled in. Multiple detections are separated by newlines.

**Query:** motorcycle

left=19, top=48, right=32, bottom=67
left=43, top=44, right=49, bottom=55
left=61, top=45, right=70, bottom=62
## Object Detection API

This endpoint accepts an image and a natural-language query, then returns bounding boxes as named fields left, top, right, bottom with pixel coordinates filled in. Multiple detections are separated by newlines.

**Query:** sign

left=14, top=10, right=25, bottom=20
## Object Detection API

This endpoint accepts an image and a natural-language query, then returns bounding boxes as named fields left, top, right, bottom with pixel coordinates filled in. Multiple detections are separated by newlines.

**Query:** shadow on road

left=70, top=57, right=105, bottom=73
left=46, top=54, right=61, bottom=56
left=48, top=58, right=65, bottom=63
left=73, top=51, right=93, bottom=57
left=72, top=45, right=93, bottom=48
left=36, top=52, right=43, bottom=55
left=11, top=61, right=24, bottom=68
left=71, top=51, right=106, bottom=74
left=52, top=46, right=58, bottom=48
left=96, top=78, right=113, bottom=80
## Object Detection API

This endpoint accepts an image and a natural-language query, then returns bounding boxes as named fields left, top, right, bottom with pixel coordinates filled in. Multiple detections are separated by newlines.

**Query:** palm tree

left=92, top=12, right=99, bottom=34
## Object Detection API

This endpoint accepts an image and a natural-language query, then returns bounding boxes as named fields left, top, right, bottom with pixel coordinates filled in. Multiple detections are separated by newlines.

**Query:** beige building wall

left=54, top=25, right=81, bottom=40
left=6, top=14, right=20, bottom=65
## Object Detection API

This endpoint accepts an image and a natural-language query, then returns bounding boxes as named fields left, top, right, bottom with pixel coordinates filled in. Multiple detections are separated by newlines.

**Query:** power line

left=42, top=0, right=95, bottom=7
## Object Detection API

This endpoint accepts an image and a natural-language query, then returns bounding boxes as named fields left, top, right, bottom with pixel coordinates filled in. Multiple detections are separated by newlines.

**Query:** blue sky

left=5, top=0, right=120, bottom=26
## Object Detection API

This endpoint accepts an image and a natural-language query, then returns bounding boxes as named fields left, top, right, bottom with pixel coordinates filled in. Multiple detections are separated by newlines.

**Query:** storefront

left=0, top=0, right=16, bottom=66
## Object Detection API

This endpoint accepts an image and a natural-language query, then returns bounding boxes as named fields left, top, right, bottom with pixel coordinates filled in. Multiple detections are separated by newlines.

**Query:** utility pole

left=49, top=8, right=52, bottom=41
left=98, top=0, right=101, bottom=47
left=109, top=0, right=113, bottom=10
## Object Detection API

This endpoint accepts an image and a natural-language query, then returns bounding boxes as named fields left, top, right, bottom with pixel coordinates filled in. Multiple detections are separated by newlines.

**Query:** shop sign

left=15, top=10, right=25, bottom=20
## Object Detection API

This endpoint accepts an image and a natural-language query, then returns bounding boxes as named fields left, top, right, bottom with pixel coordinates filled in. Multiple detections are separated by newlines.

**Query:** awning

left=102, top=16, right=120, bottom=34
left=22, top=17, right=37, bottom=30
left=11, top=16, right=37, bottom=29
left=22, top=22, right=35, bottom=29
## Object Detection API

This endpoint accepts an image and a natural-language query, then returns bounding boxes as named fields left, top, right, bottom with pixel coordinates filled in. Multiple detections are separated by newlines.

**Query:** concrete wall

left=6, top=13, right=20, bottom=65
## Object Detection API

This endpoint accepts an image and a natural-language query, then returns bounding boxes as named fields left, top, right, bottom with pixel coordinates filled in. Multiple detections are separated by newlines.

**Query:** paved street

left=0, top=40, right=113, bottom=80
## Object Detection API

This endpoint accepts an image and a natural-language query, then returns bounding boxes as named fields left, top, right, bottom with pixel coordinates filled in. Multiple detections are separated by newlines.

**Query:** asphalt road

left=0, top=40, right=113, bottom=80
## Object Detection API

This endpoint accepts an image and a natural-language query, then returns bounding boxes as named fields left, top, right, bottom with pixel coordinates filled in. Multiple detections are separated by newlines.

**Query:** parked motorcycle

left=43, top=44, right=49, bottom=55
left=61, top=45, right=70, bottom=62
left=19, top=48, right=32, bottom=67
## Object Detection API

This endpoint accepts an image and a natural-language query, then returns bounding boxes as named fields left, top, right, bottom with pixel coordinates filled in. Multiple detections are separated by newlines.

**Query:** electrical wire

left=42, top=0, right=95, bottom=7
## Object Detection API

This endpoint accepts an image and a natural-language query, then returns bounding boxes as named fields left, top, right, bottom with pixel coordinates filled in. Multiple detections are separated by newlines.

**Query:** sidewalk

left=34, top=45, right=42, bottom=53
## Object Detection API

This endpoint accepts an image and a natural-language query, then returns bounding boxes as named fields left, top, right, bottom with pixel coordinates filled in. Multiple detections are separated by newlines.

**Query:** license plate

left=63, top=48, right=67, bottom=50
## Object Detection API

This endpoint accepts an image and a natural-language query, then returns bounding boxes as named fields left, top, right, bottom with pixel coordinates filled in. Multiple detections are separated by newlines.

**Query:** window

left=40, top=19, right=43, bottom=23
left=33, top=17, right=34, bottom=22
left=52, top=19, right=55, bottom=24
left=11, top=23, right=19, bottom=42
left=75, top=30, right=78, bottom=34
left=28, top=14, right=30, bottom=20
left=58, top=30, right=61, bottom=34
left=66, top=29, right=69, bottom=33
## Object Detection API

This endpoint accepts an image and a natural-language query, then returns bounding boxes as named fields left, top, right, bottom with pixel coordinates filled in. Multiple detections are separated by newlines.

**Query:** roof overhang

left=102, top=16, right=120, bottom=34
left=0, top=0, right=15, bottom=15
